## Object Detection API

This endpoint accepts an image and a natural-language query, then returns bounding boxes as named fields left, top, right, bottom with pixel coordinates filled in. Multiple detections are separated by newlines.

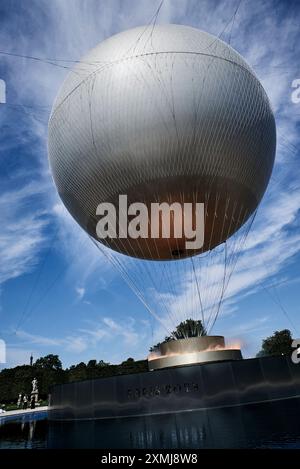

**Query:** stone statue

left=31, top=377, right=38, bottom=403
left=32, top=377, right=38, bottom=392
left=17, top=393, right=22, bottom=408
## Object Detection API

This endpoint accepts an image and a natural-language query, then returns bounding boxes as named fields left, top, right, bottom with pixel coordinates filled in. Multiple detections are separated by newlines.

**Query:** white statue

left=32, top=377, right=38, bottom=392
left=31, top=377, right=39, bottom=403
left=17, top=393, right=22, bottom=408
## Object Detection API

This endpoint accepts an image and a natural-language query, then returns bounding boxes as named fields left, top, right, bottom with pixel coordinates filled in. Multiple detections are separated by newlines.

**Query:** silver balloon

left=48, top=25, right=276, bottom=260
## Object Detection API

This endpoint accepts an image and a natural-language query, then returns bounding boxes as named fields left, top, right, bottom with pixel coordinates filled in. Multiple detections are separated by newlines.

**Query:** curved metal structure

left=48, top=24, right=276, bottom=260
left=148, top=336, right=241, bottom=370
left=148, top=349, right=242, bottom=370
left=159, top=335, right=224, bottom=354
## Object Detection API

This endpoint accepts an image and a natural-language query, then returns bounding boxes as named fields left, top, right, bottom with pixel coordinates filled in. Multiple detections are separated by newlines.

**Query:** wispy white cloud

left=102, top=316, right=140, bottom=345
left=13, top=315, right=145, bottom=361
left=75, top=286, right=85, bottom=300
left=14, top=329, right=91, bottom=355
left=15, top=330, right=61, bottom=347
left=0, top=182, right=51, bottom=284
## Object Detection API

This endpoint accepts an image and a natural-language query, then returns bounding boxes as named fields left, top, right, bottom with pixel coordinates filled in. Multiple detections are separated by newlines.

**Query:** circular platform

left=148, top=336, right=242, bottom=370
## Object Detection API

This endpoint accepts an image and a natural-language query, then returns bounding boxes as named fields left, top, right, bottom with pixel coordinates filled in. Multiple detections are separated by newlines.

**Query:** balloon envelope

left=48, top=25, right=276, bottom=260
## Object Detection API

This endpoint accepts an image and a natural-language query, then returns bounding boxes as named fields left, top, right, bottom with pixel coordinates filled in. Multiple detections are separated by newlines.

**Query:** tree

left=0, top=355, right=148, bottom=403
left=68, top=362, right=87, bottom=382
left=86, top=359, right=110, bottom=379
left=172, top=318, right=207, bottom=339
left=35, top=354, right=62, bottom=370
left=121, top=358, right=135, bottom=365
left=256, top=329, right=293, bottom=357
left=98, top=360, right=110, bottom=367
left=149, top=318, right=206, bottom=351
left=87, top=360, right=97, bottom=368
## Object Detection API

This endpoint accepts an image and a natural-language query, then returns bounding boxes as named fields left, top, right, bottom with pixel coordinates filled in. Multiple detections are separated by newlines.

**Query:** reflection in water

left=0, top=414, right=47, bottom=449
left=1, top=398, right=300, bottom=448
left=48, top=398, right=300, bottom=449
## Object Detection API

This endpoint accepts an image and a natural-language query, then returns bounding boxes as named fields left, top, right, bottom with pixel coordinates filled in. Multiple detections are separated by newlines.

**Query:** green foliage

left=121, top=357, right=135, bottom=364
left=0, top=362, right=67, bottom=404
left=87, top=360, right=97, bottom=368
left=149, top=344, right=160, bottom=352
left=35, top=354, right=62, bottom=370
left=172, top=318, right=207, bottom=339
left=149, top=318, right=206, bottom=351
left=67, top=358, right=147, bottom=382
left=0, top=354, right=148, bottom=404
left=256, top=329, right=293, bottom=357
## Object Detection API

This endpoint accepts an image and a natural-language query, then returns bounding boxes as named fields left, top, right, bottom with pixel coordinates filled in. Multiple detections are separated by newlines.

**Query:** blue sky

left=0, top=0, right=299, bottom=368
